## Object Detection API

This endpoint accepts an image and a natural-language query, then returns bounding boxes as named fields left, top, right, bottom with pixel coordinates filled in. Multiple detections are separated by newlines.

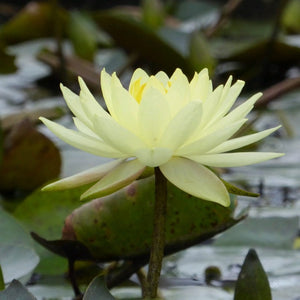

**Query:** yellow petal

left=42, top=159, right=123, bottom=191
left=204, top=92, right=262, bottom=133
left=158, top=101, right=202, bottom=150
left=138, top=86, right=170, bottom=146
left=206, top=80, right=245, bottom=127
left=100, top=69, right=117, bottom=119
left=60, top=84, right=91, bottom=127
left=110, top=74, right=139, bottom=132
left=39, top=117, right=122, bottom=158
left=190, top=68, right=212, bottom=101
left=80, top=159, right=146, bottom=200
left=129, top=68, right=149, bottom=90
left=93, top=114, right=147, bottom=156
left=154, top=70, right=169, bottom=87
left=177, top=119, right=246, bottom=156
left=73, top=117, right=101, bottom=139
left=188, top=152, right=284, bottom=167
left=135, top=147, right=173, bottom=167
left=166, top=68, right=191, bottom=115
left=160, top=157, right=230, bottom=206
left=78, top=77, right=109, bottom=121
left=209, top=126, right=281, bottom=154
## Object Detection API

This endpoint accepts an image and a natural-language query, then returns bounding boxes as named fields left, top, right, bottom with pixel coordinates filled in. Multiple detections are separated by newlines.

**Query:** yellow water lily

left=40, top=68, right=283, bottom=206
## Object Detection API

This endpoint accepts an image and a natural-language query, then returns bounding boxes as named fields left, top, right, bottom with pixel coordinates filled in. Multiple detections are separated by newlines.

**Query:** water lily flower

left=40, top=68, right=283, bottom=206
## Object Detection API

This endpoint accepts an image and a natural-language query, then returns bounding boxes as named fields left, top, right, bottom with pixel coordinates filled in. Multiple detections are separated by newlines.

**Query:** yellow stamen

left=130, top=78, right=146, bottom=103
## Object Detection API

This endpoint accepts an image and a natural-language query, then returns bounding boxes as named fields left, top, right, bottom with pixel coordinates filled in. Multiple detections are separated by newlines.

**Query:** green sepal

left=222, top=179, right=259, bottom=197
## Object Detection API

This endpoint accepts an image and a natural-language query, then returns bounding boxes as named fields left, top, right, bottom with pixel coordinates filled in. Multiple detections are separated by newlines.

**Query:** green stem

left=144, top=167, right=168, bottom=299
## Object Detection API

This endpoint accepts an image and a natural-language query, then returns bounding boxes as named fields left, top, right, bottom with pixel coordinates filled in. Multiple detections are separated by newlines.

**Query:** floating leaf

left=0, top=2, right=67, bottom=45
left=141, top=0, right=165, bottom=30
left=0, top=47, right=16, bottom=74
left=0, top=245, right=39, bottom=284
left=0, top=266, right=4, bottom=291
left=67, top=11, right=99, bottom=61
left=83, top=275, right=115, bottom=300
left=93, top=10, right=195, bottom=76
left=0, top=280, right=36, bottom=300
left=234, top=249, right=272, bottom=300
left=189, top=31, right=216, bottom=74
left=61, top=177, right=242, bottom=261
left=282, top=0, right=300, bottom=33
left=0, top=209, right=33, bottom=247
left=0, top=119, right=61, bottom=192
left=13, top=185, right=88, bottom=274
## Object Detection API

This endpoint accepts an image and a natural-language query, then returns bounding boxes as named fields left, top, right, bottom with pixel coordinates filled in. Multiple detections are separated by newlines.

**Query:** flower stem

left=144, top=167, right=167, bottom=299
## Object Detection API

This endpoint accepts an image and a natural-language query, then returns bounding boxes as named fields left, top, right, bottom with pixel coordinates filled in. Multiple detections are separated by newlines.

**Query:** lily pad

left=13, top=185, right=89, bottom=274
left=62, top=177, right=242, bottom=261
left=0, top=119, right=61, bottom=192
left=0, top=2, right=67, bottom=45
left=0, top=280, right=36, bottom=300
left=0, top=245, right=39, bottom=284
left=83, top=274, right=115, bottom=300
left=93, top=10, right=195, bottom=76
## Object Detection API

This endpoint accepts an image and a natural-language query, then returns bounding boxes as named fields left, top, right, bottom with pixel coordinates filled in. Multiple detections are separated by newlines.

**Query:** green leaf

left=93, top=10, right=195, bottom=77
left=189, top=31, right=216, bottom=74
left=222, top=180, right=259, bottom=197
left=13, top=185, right=87, bottom=274
left=141, top=0, right=165, bottom=30
left=0, top=245, right=39, bottom=284
left=234, top=249, right=272, bottom=300
left=0, top=208, right=33, bottom=247
left=67, top=11, right=100, bottom=61
left=0, top=280, right=36, bottom=300
left=83, top=274, right=115, bottom=300
left=0, top=2, right=67, bottom=45
left=0, top=266, right=4, bottom=291
left=0, top=210, right=39, bottom=283
left=0, top=123, right=3, bottom=166
left=282, top=0, right=300, bottom=33
left=61, top=176, right=242, bottom=261
left=0, top=120, right=61, bottom=192
left=0, top=47, right=16, bottom=74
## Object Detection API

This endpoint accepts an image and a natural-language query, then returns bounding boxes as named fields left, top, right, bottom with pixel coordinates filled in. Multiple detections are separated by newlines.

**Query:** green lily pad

left=67, top=11, right=102, bottom=61
left=0, top=119, right=61, bottom=192
left=0, top=245, right=39, bottom=284
left=83, top=275, right=115, bottom=300
left=62, top=177, right=242, bottom=261
left=93, top=10, right=195, bottom=77
left=0, top=280, right=36, bottom=300
left=13, top=185, right=89, bottom=274
left=0, top=47, right=16, bottom=74
left=0, top=2, right=67, bottom=45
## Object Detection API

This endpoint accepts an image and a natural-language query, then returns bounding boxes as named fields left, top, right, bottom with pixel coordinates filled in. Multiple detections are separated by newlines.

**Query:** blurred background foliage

left=0, top=0, right=299, bottom=299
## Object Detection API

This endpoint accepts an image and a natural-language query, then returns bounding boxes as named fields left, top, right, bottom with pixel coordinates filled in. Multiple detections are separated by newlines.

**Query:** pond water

left=1, top=40, right=300, bottom=300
